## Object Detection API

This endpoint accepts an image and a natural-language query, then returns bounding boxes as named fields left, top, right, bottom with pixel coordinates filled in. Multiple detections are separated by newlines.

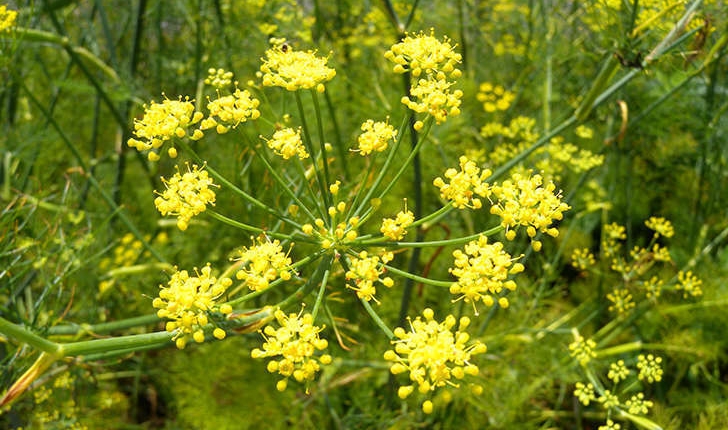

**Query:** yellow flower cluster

left=401, top=78, right=463, bottom=124
left=0, top=5, right=17, bottom=31
left=260, top=43, right=336, bottom=92
left=204, top=67, right=234, bottom=89
left=607, top=360, right=630, bottom=383
left=637, top=354, right=664, bottom=383
left=677, top=270, right=703, bottom=298
left=433, top=155, right=492, bottom=209
left=235, top=237, right=295, bottom=292
left=569, top=334, right=597, bottom=366
left=154, top=164, right=217, bottom=231
left=127, top=96, right=204, bottom=161
left=625, top=392, right=654, bottom=415
left=153, top=264, right=233, bottom=349
left=489, top=172, right=571, bottom=246
left=356, top=119, right=397, bottom=155
left=384, top=308, right=486, bottom=414
left=263, top=127, right=309, bottom=160
left=380, top=205, right=414, bottom=241
left=571, top=248, right=596, bottom=271
left=477, top=82, right=515, bottom=112
left=251, top=309, right=332, bottom=392
left=345, top=251, right=394, bottom=302
left=606, top=288, right=635, bottom=314
left=645, top=216, right=674, bottom=238
left=385, top=30, right=463, bottom=124
left=301, top=210, right=360, bottom=249
left=598, top=419, right=621, bottom=430
left=536, top=137, right=605, bottom=178
left=384, top=30, right=462, bottom=79
left=200, top=88, right=261, bottom=134
left=574, top=382, right=596, bottom=406
left=602, top=222, right=627, bottom=257
left=449, top=235, right=523, bottom=313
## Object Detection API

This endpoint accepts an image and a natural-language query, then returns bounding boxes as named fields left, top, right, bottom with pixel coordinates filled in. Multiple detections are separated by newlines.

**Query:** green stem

left=253, top=148, right=318, bottom=222
left=295, top=91, right=331, bottom=217
left=360, top=297, right=394, bottom=339
left=178, top=140, right=301, bottom=229
left=0, top=317, right=60, bottom=354
left=358, top=226, right=502, bottom=247
left=59, top=331, right=174, bottom=357
left=383, top=264, right=451, bottom=287
left=206, top=210, right=308, bottom=241
left=323, top=89, right=349, bottom=179
left=310, top=90, right=333, bottom=206
left=48, top=314, right=161, bottom=336
left=276, top=253, right=334, bottom=311
left=311, top=266, right=331, bottom=321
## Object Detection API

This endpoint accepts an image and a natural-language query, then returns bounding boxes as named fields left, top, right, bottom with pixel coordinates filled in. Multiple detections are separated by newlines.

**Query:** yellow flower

left=263, top=127, right=309, bottom=160
left=384, top=308, right=486, bottom=414
left=204, top=68, right=234, bottom=89
left=489, top=172, right=570, bottom=241
left=477, top=82, right=515, bottom=112
left=449, top=235, right=523, bottom=313
left=571, top=248, right=596, bottom=271
left=127, top=96, right=204, bottom=161
left=154, top=164, right=217, bottom=231
left=607, top=360, right=630, bottom=383
left=152, top=264, right=233, bottom=349
left=380, top=204, right=414, bottom=241
left=401, top=77, right=463, bottom=124
left=251, top=309, right=331, bottom=393
left=236, top=237, right=295, bottom=292
left=0, top=5, right=18, bottom=32
left=645, top=216, right=674, bottom=238
left=637, top=354, right=664, bottom=383
left=625, top=392, right=654, bottom=415
left=606, top=288, right=635, bottom=314
left=260, top=42, right=336, bottom=92
left=384, top=30, right=462, bottom=79
left=201, top=88, right=261, bottom=133
left=345, top=251, right=394, bottom=302
left=676, top=270, right=703, bottom=298
left=569, top=334, right=597, bottom=366
left=356, top=119, right=397, bottom=155
left=574, top=382, right=596, bottom=406
left=433, top=155, right=492, bottom=209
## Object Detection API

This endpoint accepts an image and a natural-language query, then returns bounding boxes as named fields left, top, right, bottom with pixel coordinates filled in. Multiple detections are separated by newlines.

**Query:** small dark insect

left=281, top=43, right=289, bottom=53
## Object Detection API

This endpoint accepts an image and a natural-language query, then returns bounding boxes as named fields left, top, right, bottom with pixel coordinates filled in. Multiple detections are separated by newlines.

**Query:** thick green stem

left=0, top=317, right=60, bottom=354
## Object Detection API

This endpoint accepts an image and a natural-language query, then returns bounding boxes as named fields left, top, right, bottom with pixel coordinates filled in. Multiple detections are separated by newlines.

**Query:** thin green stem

left=295, top=91, right=331, bottom=217
left=206, top=210, right=307, bottom=242
left=359, top=297, right=394, bottom=339
left=48, top=314, right=161, bottom=336
left=276, top=253, right=334, bottom=311
left=358, top=226, right=502, bottom=247
left=323, top=89, right=349, bottom=179
left=310, top=90, right=333, bottom=205
left=253, top=147, right=318, bottom=222
left=311, top=266, right=331, bottom=321
left=383, top=264, right=451, bottom=287
left=375, top=118, right=434, bottom=203
left=178, top=140, right=301, bottom=228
